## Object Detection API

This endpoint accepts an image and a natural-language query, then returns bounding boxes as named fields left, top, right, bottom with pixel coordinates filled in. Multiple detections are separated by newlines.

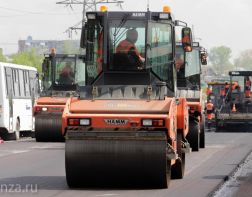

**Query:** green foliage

left=208, top=46, right=234, bottom=74
left=234, top=49, right=252, bottom=70
left=0, top=49, right=7, bottom=62
left=11, top=48, right=43, bottom=73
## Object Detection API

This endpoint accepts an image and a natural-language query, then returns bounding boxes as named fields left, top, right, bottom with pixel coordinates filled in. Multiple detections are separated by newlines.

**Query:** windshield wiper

left=113, top=13, right=130, bottom=47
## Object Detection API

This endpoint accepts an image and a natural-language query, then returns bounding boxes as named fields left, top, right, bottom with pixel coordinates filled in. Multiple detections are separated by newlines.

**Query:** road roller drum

left=35, top=114, right=64, bottom=142
left=65, top=131, right=170, bottom=188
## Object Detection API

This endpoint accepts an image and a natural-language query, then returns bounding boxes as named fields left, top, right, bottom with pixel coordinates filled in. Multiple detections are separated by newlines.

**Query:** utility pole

left=57, top=0, right=124, bottom=38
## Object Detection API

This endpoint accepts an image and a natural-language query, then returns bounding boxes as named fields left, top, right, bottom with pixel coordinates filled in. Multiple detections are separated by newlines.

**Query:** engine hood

left=69, top=98, right=172, bottom=114
left=36, top=97, right=68, bottom=105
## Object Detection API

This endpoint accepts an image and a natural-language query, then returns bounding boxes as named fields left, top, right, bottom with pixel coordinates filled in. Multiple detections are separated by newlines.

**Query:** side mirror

left=182, top=27, right=193, bottom=52
left=80, top=24, right=88, bottom=49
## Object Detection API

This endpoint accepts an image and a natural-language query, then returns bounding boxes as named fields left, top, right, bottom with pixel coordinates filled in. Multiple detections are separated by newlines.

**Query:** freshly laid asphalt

left=0, top=132, right=252, bottom=197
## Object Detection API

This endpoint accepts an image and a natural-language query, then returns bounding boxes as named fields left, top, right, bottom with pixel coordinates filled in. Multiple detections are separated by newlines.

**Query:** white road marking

left=206, top=145, right=226, bottom=148
left=31, top=146, right=52, bottom=149
left=0, top=150, right=29, bottom=157
left=31, top=145, right=64, bottom=149
left=11, top=150, right=29, bottom=154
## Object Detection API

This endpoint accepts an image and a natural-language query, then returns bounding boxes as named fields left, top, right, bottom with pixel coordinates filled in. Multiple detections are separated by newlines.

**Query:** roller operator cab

left=33, top=52, right=85, bottom=142
left=176, top=42, right=207, bottom=151
left=62, top=7, right=192, bottom=188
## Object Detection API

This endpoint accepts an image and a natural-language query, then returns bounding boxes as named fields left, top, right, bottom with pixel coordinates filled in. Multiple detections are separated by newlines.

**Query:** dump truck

left=215, top=71, right=252, bottom=132
left=175, top=42, right=207, bottom=151
left=62, top=6, right=193, bottom=188
left=33, top=51, right=85, bottom=142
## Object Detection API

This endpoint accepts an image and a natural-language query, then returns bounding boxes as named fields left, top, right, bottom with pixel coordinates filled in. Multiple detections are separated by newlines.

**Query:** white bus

left=0, top=62, right=39, bottom=140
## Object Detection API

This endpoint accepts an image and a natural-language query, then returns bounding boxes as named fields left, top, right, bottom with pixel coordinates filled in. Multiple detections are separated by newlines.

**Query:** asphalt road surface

left=0, top=133, right=252, bottom=197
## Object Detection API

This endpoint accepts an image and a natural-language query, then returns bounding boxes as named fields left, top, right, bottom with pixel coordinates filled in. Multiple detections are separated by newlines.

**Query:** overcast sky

left=0, top=0, right=252, bottom=59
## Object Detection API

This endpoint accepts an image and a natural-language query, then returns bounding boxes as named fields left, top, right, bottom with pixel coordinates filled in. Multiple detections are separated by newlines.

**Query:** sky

left=0, top=0, right=252, bottom=59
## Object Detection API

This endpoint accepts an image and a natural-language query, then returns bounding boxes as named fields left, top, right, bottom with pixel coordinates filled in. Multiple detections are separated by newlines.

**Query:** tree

left=0, top=49, right=7, bottom=62
left=234, top=49, right=252, bottom=70
left=208, top=46, right=234, bottom=75
left=11, top=48, right=43, bottom=73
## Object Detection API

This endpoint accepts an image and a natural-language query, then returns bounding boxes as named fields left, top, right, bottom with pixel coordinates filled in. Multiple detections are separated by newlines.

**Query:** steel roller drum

left=65, top=131, right=169, bottom=188
left=35, top=114, right=65, bottom=142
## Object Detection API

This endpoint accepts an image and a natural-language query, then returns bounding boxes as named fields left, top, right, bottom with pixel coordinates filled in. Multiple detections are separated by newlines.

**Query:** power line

left=57, top=0, right=124, bottom=38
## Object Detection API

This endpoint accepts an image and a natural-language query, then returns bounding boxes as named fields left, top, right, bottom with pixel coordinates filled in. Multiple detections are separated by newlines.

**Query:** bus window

left=4, top=67, right=13, bottom=97
left=24, top=70, right=31, bottom=97
left=29, top=70, right=39, bottom=98
left=19, top=70, right=25, bottom=97
left=12, top=69, right=20, bottom=98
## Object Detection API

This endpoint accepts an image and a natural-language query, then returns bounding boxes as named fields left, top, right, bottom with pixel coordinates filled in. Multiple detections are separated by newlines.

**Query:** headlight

left=142, top=119, right=165, bottom=127
left=80, top=119, right=91, bottom=126
left=42, top=107, right=48, bottom=111
left=142, top=119, right=153, bottom=126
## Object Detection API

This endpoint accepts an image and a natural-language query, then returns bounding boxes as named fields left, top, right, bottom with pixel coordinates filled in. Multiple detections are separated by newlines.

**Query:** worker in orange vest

left=244, top=76, right=251, bottom=98
left=245, top=90, right=251, bottom=98
left=206, top=100, right=214, bottom=120
left=206, top=86, right=213, bottom=96
left=116, top=29, right=145, bottom=69
left=232, top=81, right=240, bottom=91
left=205, top=100, right=214, bottom=129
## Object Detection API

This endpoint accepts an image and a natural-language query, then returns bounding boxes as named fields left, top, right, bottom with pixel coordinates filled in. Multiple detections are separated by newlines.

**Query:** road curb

left=208, top=149, right=252, bottom=197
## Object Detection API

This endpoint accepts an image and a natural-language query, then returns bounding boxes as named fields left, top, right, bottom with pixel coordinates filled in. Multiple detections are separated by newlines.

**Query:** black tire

left=187, top=120, right=200, bottom=151
left=200, top=115, right=205, bottom=148
left=5, top=133, right=16, bottom=141
left=3, top=118, right=20, bottom=141
left=171, top=132, right=185, bottom=179
left=35, top=115, right=64, bottom=142
left=30, top=132, right=35, bottom=138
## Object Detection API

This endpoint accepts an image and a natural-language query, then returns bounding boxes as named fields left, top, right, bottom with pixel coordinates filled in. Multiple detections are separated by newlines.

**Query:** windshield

left=147, top=22, right=173, bottom=82
left=230, top=76, right=251, bottom=92
left=185, top=48, right=200, bottom=77
left=55, top=57, right=75, bottom=85
left=175, top=46, right=185, bottom=78
left=85, top=20, right=103, bottom=84
left=109, top=19, right=146, bottom=71
left=42, top=56, right=85, bottom=91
